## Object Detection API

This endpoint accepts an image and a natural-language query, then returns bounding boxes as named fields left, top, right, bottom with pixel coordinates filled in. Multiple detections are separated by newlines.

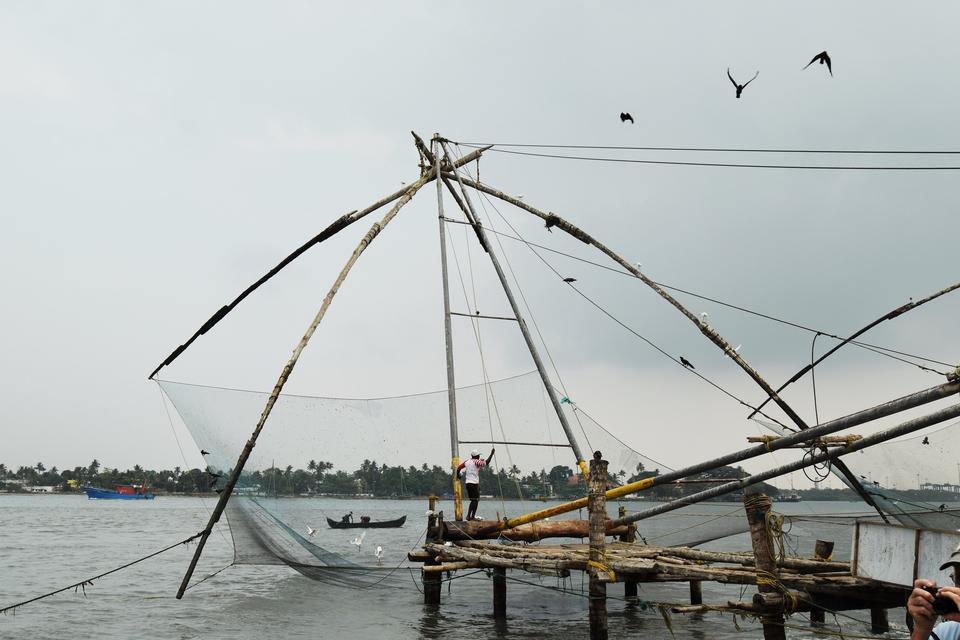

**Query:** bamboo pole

left=588, top=452, right=609, bottom=640
left=148, top=139, right=487, bottom=380
left=434, top=139, right=463, bottom=521
left=749, top=279, right=960, bottom=419
left=473, top=380, right=958, bottom=534
left=440, top=170, right=887, bottom=516
left=175, top=181, right=424, bottom=599
left=439, top=140, right=589, bottom=479
left=615, top=402, right=960, bottom=527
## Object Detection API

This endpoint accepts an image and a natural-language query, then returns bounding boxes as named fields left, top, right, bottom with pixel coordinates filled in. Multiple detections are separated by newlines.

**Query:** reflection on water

left=0, top=495, right=924, bottom=639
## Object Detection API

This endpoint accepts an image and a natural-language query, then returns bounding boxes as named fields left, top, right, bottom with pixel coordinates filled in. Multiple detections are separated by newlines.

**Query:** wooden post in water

left=617, top=505, right=638, bottom=602
left=424, top=495, right=442, bottom=605
left=810, top=539, right=833, bottom=624
left=743, top=492, right=786, bottom=640
left=870, top=607, right=890, bottom=634
left=689, top=580, right=703, bottom=605
left=493, top=567, right=507, bottom=620
left=588, top=451, right=609, bottom=640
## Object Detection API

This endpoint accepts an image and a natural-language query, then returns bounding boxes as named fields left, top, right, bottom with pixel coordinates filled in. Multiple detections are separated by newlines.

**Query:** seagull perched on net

left=803, top=51, right=832, bottom=76
left=351, top=531, right=366, bottom=551
left=699, top=312, right=709, bottom=325
left=375, top=545, right=384, bottom=565
left=306, top=526, right=318, bottom=538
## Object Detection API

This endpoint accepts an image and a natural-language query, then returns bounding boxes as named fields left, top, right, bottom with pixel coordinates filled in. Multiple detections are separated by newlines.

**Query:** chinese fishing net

left=158, top=371, right=752, bottom=587
left=754, top=413, right=960, bottom=534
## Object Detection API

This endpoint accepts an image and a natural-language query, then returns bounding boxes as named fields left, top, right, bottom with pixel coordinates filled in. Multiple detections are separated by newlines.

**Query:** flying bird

left=563, top=277, right=577, bottom=283
left=803, top=51, right=832, bottom=76
left=727, top=68, right=759, bottom=98
left=620, top=112, right=634, bottom=124
left=200, top=450, right=210, bottom=456
left=351, top=531, right=367, bottom=551
left=680, top=356, right=695, bottom=370
left=306, top=526, right=318, bottom=538
left=922, top=436, right=930, bottom=445
left=375, top=545, right=384, bottom=564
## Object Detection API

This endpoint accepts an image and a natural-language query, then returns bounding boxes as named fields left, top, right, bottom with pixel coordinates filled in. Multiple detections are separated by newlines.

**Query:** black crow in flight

left=620, top=112, right=634, bottom=124
left=803, top=51, right=832, bottom=76
left=727, top=68, right=758, bottom=98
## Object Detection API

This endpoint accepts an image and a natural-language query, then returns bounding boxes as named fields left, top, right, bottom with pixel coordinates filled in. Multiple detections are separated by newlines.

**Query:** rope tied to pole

left=587, top=559, right=617, bottom=583
left=754, top=569, right=798, bottom=615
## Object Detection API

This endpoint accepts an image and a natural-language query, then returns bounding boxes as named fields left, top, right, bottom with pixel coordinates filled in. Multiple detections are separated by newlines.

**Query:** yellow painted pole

left=489, top=476, right=657, bottom=532
left=452, top=456, right=463, bottom=520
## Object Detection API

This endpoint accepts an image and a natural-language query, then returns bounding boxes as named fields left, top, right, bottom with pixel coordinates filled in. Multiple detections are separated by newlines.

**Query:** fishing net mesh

left=754, top=415, right=960, bottom=532
left=158, top=371, right=752, bottom=585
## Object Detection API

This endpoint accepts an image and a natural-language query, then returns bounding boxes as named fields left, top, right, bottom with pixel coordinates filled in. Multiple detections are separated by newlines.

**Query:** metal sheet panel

left=853, top=520, right=960, bottom=587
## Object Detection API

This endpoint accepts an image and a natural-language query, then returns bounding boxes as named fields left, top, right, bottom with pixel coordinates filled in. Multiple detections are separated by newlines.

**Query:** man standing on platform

left=457, top=448, right=495, bottom=521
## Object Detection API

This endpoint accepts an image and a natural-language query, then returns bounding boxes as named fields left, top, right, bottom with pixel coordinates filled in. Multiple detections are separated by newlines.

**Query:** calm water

left=0, top=495, right=913, bottom=639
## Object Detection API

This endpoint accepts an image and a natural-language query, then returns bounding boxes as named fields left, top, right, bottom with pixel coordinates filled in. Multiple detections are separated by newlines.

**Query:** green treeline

left=0, top=459, right=779, bottom=500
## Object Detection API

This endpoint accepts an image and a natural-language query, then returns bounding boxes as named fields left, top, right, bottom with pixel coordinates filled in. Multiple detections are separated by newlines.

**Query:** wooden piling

left=588, top=451, right=609, bottom=640
left=870, top=607, right=889, bottom=634
left=618, top=505, right=639, bottom=602
left=493, top=567, right=506, bottom=620
left=809, top=539, right=833, bottom=624
left=689, top=580, right=703, bottom=605
left=424, top=495, right=442, bottom=604
left=814, top=539, right=835, bottom=561
left=743, top=492, right=786, bottom=640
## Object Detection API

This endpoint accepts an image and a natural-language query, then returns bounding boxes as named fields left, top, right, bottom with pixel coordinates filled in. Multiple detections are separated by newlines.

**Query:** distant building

left=920, top=482, right=960, bottom=494
left=25, top=485, right=59, bottom=493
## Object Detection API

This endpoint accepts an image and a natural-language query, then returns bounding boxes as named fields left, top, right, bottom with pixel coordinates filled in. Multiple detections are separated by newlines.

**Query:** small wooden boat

left=83, top=484, right=155, bottom=500
left=326, top=515, right=406, bottom=529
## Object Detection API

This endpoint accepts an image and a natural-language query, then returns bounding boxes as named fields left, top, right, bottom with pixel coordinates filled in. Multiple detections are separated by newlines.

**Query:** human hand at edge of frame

left=938, top=585, right=960, bottom=622
left=908, top=578, right=938, bottom=637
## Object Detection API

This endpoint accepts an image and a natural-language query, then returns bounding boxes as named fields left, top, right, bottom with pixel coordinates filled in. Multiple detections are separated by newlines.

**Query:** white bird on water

left=306, top=526, right=318, bottom=538
left=351, top=531, right=366, bottom=551
left=375, top=545, right=384, bottom=565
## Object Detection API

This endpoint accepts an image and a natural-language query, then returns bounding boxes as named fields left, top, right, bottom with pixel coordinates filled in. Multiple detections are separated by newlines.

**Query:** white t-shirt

left=462, top=458, right=486, bottom=484
left=933, top=621, right=960, bottom=640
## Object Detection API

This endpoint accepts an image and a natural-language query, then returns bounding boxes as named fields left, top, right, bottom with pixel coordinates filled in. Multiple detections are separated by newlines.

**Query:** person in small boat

left=341, top=511, right=353, bottom=524
left=908, top=544, right=960, bottom=639
left=456, top=448, right=495, bottom=521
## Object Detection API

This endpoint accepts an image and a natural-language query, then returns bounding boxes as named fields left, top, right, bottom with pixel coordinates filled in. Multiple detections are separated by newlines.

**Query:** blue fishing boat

left=83, top=484, right=155, bottom=500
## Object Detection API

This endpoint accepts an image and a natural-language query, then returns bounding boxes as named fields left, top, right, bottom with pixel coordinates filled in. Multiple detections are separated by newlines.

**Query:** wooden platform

left=412, top=539, right=907, bottom=612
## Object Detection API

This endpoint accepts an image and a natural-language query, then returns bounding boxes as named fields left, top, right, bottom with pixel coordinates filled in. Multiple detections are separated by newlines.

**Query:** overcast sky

left=3, top=2, right=959, bottom=489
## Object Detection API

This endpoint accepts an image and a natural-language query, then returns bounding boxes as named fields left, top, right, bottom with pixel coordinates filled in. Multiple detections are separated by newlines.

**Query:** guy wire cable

left=439, top=217, right=954, bottom=371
